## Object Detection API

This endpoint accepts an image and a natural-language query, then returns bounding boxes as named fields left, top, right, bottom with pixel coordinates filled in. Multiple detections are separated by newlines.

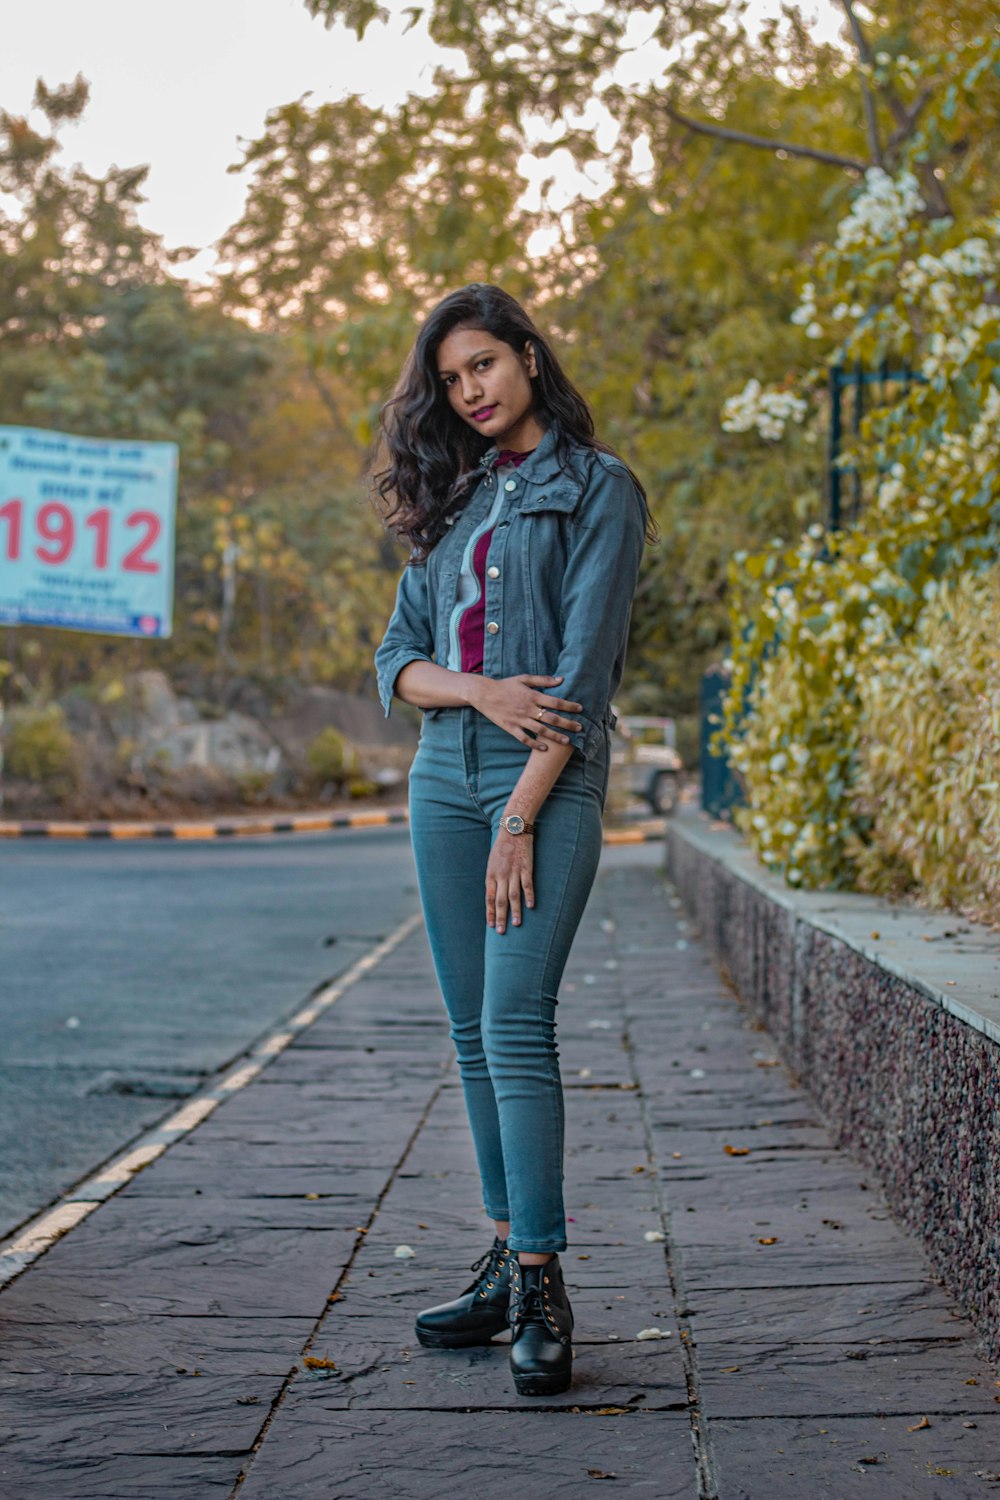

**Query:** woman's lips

left=471, top=405, right=497, bottom=422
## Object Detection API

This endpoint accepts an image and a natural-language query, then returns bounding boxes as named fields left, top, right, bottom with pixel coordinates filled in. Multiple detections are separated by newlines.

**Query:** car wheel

left=648, top=771, right=679, bottom=816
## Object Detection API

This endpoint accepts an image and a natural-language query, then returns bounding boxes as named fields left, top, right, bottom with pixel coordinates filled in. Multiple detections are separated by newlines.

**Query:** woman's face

left=436, top=326, right=544, bottom=451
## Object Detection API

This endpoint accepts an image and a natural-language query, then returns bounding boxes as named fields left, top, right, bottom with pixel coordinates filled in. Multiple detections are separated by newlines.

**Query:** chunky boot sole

left=512, top=1362, right=572, bottom=1396
left=415, top=1321, right=507, bottom=1349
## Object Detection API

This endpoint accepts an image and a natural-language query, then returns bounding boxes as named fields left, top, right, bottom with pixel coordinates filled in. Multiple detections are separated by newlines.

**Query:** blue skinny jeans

left=408, top=707, right=609, bottom=1253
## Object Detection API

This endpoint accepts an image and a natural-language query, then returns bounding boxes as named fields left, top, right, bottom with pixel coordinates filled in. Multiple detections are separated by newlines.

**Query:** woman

left=373, top=283, right=652, bottom=1396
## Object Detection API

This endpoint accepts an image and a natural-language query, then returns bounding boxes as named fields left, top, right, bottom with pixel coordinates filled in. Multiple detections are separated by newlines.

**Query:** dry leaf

left=720, top=1364, right=740, bottom=1373
left=724, top=1144, right=751, bottom=1156
left=907, top=1415, right=931, bottom=1432
left=304, top=1192, right=321, bottom=1200
left=757, top=1236, right=779, bottom=1245
left=303, top=1356, right=337, bottom=1370
left=587, top=1470, right=617, bottom=1480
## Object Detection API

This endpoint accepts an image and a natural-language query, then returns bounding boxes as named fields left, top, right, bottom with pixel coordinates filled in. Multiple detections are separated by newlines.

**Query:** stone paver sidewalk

left=1, top=855, right=998, bottom=1498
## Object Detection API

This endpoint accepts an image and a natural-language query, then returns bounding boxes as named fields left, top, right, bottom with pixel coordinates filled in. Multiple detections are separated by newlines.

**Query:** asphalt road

left=0, top=827, right=422, bottom=1241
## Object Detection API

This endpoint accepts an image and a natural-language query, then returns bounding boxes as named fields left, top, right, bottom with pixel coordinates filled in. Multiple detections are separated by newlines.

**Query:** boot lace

left=509, top=1281, right=547, bottom=1328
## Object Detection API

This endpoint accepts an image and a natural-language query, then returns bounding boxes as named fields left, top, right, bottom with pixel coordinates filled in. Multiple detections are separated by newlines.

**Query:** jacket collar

left=479, top=422, right=580, bottom=489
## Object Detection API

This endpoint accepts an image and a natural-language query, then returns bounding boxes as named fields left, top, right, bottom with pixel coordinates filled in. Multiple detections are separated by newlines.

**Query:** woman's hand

left=486, top=829, right=534, bottom=935
left=472, top=674, right=582, bottom=750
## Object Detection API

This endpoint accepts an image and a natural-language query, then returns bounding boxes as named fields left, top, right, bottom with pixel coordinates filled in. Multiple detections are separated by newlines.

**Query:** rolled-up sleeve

left=553, top=464, right=646, bottom=760
left=374, top=561, right=434, bottom=717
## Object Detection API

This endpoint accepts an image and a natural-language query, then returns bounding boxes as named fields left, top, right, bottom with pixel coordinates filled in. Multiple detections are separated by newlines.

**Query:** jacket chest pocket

left=517, top=482, right=580, bottom=518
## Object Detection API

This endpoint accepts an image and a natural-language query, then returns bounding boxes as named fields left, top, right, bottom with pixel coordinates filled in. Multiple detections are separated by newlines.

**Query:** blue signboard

left=0, top=425, right=177, bottom=638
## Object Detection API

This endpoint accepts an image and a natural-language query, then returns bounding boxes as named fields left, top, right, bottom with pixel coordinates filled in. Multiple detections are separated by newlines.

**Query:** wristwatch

left=501, top=814, right=535, bottom=836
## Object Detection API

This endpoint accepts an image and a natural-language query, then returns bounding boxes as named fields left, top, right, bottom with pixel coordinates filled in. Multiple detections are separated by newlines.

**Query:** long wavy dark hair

left=371, top=283, right=654, bottom=559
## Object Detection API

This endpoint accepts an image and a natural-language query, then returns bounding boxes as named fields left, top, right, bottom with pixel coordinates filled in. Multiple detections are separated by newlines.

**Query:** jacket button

left=504, top=479, right=518, bottom=492
left=487, top=565, right=500, bottom=579
left=486, top=621, right=499, bottom=634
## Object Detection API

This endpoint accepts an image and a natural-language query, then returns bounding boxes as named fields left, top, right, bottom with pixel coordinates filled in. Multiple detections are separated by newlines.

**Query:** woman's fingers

left=507, top=878, right=521, bottom=930
left=487, top=859, right=534, bottom=935
left=536, top=709, right=582, bottom=732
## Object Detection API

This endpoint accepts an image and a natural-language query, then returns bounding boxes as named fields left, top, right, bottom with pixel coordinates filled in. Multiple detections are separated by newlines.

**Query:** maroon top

left=458, top=450, right=532, bottom=673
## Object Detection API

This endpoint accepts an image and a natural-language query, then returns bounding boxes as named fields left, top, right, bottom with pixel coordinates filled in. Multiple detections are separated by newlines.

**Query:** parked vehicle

left=609, top=714, right=683, bottom=816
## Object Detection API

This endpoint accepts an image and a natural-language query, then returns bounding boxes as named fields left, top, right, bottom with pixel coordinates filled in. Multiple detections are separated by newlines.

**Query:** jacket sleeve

left=552, top=461, right=647, bottom=760
left=374, top=560, right=435, bottom=718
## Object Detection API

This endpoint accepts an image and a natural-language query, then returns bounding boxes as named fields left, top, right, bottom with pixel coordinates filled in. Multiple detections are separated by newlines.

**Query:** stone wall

left=667, top=810, right=1000, bottom=1363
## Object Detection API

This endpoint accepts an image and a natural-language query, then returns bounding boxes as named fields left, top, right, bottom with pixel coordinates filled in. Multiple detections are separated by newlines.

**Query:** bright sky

left=3, top=0, right=846, bottom=282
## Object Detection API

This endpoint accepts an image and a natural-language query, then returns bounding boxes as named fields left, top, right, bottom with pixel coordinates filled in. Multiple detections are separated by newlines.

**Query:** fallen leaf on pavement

left=907, top=1415, right=931, bottom=1431
left=757, top=1236, right=779, bottom=1245
left=303, top=1357, right=337, bottom=1370
left=724, top=1144, right=750, bottom=1156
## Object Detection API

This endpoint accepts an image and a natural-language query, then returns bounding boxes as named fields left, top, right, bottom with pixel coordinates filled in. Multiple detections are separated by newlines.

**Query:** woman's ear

left=523, top=341, right=538, bottom=378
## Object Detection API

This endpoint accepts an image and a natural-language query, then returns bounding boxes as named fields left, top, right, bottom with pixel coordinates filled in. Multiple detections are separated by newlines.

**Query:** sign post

left=0, top=425, right=178, bottom=638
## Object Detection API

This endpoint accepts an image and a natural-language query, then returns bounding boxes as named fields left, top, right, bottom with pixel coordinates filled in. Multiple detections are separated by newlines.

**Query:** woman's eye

left=476, top=359, right=492, bottom=371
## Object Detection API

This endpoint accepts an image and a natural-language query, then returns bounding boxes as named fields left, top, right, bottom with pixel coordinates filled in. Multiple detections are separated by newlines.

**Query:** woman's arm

left=486, top=739, right=574, bottom=934
left=396, top=661, right=583, bottom=750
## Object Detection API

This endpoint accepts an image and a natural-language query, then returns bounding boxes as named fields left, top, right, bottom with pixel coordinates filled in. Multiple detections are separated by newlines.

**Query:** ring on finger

left=535, top=708, right=546, bottom=721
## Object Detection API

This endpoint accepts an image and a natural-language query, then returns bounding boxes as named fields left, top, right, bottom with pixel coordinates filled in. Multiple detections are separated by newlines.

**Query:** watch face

left=505, top=815, right=525, bottom=835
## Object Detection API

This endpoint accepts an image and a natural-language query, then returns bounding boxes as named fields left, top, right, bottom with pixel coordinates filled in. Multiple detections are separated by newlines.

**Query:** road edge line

left=0, top=912, right=423, bottom=1289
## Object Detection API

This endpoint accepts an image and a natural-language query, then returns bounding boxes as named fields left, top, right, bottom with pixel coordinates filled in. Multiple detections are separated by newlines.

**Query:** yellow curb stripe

left=0, top=807, right=661, bottom=844
left=5, top=1201, right=99, bottom=1257
left=160, top=1097, right=220, bottom=1133
left=220, top=1061, right=265, bottom=1092
left=90, top=1142, right=168, bottom=1185
left=258, top=1031, right=295, bottom=1056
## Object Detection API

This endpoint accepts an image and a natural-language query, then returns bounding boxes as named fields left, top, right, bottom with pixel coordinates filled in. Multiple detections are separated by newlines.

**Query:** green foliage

left=720, top=29, right=1000, bottom=891
left=6, top=703, right=78, bottom=787
left=848, top=569, right=1000, bottom=922
left=305, top=727, right=358, bottom=787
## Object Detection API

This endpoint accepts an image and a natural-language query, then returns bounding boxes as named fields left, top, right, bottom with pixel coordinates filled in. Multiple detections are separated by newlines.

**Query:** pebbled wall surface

left=667, top=821, right=1000, bottom=1365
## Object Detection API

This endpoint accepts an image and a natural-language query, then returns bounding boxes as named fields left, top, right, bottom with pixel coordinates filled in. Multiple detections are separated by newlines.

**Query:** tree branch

left=663, top=101, right=868, bottom=173
left=838, top=0, right=882, bottom=165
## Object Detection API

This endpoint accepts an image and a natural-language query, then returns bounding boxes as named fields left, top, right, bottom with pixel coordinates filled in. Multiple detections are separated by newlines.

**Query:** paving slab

left=0, top=852, right=997, bottom=1500
left=237, top=1407, right=695, bottom=1498
left=710, top=1414, right=1000, bottom=1499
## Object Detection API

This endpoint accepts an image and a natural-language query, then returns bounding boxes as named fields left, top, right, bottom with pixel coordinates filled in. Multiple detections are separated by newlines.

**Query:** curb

left=0, top=807, right=410, bottom=840
left=0, top=808, right=666, bottom=843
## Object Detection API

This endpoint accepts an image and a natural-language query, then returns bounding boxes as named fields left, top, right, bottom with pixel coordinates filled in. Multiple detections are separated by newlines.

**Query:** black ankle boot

left=414, top=1236, right=513, bottom=1348
left=507, top=1255, right=574, bottom=1396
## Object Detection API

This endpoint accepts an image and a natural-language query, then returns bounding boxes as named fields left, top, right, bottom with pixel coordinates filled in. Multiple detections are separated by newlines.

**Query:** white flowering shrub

left=719, top=34, right=1000, bottom=893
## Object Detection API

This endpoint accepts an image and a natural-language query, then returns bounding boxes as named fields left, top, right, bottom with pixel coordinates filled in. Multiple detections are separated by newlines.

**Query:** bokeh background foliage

left=3, top=0, right=998, bottom=916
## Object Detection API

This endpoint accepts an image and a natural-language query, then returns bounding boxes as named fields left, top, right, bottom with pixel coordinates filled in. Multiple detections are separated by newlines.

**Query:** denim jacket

left=374, top=424, right=646, bottom=761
